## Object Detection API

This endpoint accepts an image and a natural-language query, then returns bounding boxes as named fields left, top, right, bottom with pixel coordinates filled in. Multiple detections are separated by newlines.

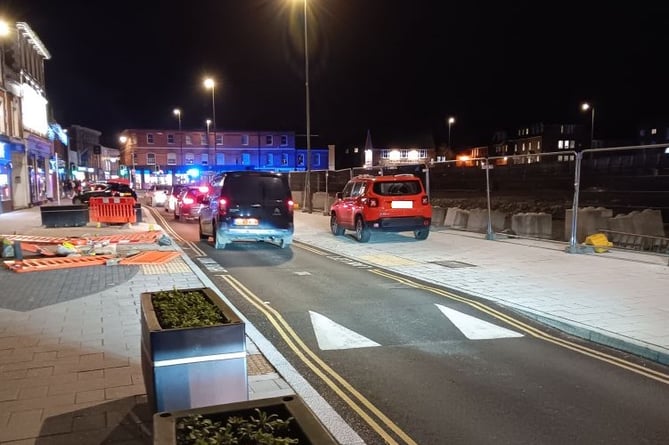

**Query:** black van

left=198, top=171, right=294, bottom=249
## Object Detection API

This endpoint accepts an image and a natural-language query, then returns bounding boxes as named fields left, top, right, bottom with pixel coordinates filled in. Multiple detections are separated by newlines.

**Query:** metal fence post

left=565, top=150, right=590, bottom=254
left=484, top=158, right=496, bottom=240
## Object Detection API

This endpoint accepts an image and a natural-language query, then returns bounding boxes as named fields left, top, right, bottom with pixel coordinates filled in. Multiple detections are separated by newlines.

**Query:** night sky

left=6, top=1, right=669, bottom=149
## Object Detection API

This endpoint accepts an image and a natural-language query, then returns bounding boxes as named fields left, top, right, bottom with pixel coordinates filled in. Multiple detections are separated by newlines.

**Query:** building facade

left=0, top=20, right=53, bottom=211
left=118, top=128, right=329, bottom=189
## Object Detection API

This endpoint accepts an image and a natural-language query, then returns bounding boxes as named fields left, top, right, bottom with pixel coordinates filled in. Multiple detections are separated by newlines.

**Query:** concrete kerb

left=164, top=233, right=365, bottom=445
left=508, top=307, right=669, bottom=366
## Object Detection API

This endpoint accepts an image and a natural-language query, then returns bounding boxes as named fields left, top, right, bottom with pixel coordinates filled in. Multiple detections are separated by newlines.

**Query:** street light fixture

left=204, top=77, right=216, bottom=168
left=447, top=116, right=455, bottom=148
left=206, top=119, right=211, bottom=135
left=173, top=108, right=182, bottom=166
left=581, top=102, right=595, bottom=149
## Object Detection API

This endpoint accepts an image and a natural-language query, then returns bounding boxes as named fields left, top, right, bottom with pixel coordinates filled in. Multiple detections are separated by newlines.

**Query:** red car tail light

left=287, top=199, right=295, bottom=214
left=421, top=196, right=429, bottom=205
left=182, top=196, right=194, bottom=205
left=218, top=197, right=228, bottom=216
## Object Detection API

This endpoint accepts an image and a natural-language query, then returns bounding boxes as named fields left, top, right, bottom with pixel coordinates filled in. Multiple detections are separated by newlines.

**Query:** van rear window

left=226, top=177, right=289, bottom=201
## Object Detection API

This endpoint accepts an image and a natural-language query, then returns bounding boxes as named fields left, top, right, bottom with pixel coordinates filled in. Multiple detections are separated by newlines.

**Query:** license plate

left=234, top=218, right=259, bottom=226
left=391, top=201, right=413, bottom=209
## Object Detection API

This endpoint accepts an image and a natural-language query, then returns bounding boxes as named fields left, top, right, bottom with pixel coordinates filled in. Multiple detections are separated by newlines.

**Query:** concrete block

left=444, top=207, right=463, bottom=227
left=565, top=206, right=613, bottom=243
left=466, top=208, right=488, bottom=233
left=431, top=206, right=446, bottom=226
left=512, top=212, right=552, bottom=239
left=451, top=209, right=470, bottom=229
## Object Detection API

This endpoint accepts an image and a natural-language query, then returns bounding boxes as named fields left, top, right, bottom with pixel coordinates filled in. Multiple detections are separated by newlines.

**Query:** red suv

left=329, top=174, right=432, bottom=242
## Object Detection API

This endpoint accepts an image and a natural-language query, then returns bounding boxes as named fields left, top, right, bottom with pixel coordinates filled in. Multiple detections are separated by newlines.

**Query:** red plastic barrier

left=89, top=197, right=137, bottom=224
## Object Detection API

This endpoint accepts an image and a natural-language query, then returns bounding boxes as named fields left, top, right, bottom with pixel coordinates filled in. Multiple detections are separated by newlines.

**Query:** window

left=167, top=134, right=175, bottom=144
left=185, top=135, right=192, bottom=145
left=201, top=134, right=208, bottom=145
left=280, top=135, right=288, bottom=146
left=265, top=135, right=273, bottom=145
left=419, top=149, right=427, bottom=158
left=313, top=153, right=321, bottom=167
left=216, top=135, right=222, bottom=145
left=651, top=128, right=657, bottom=135
left=558, top=140, right=564, bottom=149
left=281, top=153, right=288, bottom=165
left=266, top=153, right=274, bottom=166
left=147, top=153, right=156, bottom=165
left=167, top=153, right=177, bottom=165
left=381, top=150, right=389, bottom=159
left=400, top=149, right=407, bottom=159
left=216, top=152, right=225, bottom=165
left=185, top=153, right=194, bottom=165
left=241, top=153, right=251, bottom=165
left=147, top=134, right=154, bottom=144
left=297, top=154, right=304, bottom=166
left=201, top=153, right=209, bottom=165
left=241, top=134, right=249, bottom=145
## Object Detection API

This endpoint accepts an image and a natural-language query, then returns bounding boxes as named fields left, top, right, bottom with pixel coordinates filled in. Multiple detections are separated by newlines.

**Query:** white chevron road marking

left=436, top=304, right=524, bottom=340
left=309, top=311, right=381, bottom=350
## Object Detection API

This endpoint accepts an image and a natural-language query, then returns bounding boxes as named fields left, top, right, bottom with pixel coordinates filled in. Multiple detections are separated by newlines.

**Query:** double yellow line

left=220, top=273, right=418, bottom=445
left=371, top=269, right=669, bottom=385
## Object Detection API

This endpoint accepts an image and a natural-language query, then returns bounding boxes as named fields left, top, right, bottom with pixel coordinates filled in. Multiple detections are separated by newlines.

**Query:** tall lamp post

left=300, top=0, right=312, bottom=213
left=204, top=78, right=216, bottom=169
left=581, top=102, right=595, bottom=149
left=206, top=119, right=211, bottom=147
left=447, top=116, right=455, bottom=148
left=173, top=108, right=182, bottom=168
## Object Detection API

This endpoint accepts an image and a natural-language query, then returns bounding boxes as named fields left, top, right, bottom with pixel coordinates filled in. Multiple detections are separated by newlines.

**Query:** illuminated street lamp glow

left=447, top=116, right=456, bottom=148
left=0, top=20, right=10, bottom=37
left=204, top=78, right=216, bottom=165
left=580, top=102, right=595, bottom=149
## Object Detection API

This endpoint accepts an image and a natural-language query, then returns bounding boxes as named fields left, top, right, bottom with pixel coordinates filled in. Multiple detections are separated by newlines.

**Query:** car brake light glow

left=198, top=186, right=209, bottom=193
left=287, top=199, right=294, bottom=213
left=218, top=197, right=228, bottom=215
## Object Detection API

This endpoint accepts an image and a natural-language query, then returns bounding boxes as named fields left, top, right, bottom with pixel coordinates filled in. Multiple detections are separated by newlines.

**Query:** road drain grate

left=432, top=260, right=476, bottom=268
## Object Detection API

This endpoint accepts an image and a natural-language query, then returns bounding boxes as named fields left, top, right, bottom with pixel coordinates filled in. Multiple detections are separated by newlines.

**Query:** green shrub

left=151, top=288, right=231, bottom=329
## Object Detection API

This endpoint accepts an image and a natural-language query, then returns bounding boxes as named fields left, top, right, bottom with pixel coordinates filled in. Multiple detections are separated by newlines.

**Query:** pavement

left=0, top=203, right=668, bottom=444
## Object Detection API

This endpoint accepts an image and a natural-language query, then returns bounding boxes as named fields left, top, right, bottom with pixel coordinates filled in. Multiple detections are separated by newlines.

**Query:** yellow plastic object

left=584, top=233, right=613, bottom=253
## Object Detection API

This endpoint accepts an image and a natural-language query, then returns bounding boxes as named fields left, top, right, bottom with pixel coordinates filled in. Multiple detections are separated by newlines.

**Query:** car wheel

left=414, top=228, right=430, bottom=240
left=213, top=225, right=228, bottom=249
left=355, top=216, right=371, bottom=243
left=198, top=218, right=208, bottom=240
left=330, top=213, right=344, bottom=236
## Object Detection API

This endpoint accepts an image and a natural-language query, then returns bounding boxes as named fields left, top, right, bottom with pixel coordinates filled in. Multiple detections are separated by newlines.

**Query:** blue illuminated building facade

left=118, top=128, right=328, bottom=188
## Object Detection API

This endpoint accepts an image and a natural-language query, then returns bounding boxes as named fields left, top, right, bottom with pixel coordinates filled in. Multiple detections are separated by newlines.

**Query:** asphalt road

left=156, top=208, right=669, bottom=445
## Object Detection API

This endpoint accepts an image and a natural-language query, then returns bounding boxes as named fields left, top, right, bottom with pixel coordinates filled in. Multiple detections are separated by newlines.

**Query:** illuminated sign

left=21, top=83, right=49, bottom=135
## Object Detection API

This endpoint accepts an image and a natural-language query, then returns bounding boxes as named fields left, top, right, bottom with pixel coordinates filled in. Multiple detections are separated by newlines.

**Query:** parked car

left=198, top=171, right=294, bottom=249
left=329, top=173, right=432, bottom=242
left=72, top=181, right=137, bottom=205
left=174, top=185, right=209, bottom=221
left=145, top=184, right=172, bottom=207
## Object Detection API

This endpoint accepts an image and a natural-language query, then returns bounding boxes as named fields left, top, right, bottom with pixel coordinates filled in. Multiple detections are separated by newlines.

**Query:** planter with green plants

left=153, top=395, right=338, bottom=445
left=140, top=287, right=248, bottom=414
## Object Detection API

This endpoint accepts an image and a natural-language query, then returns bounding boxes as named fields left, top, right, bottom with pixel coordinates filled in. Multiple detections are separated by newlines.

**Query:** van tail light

left=421, top=196, right=429, bottom=205
left=367, top=198, right=379, bottom=208
left=287, top=199, right=295, bottom=214
left=218, top=197, right=228, bottom=216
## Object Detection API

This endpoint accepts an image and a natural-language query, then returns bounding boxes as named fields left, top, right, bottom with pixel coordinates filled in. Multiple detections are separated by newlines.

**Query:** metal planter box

left=152, top=395, right=338, bottom=445
left=39, top=204, right=89, bottom=227
left=140, top=287, right=248, bottom=414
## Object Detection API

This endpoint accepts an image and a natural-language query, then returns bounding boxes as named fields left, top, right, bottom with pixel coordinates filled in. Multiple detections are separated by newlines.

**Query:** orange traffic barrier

left=4, top=256, right=113, bottom=273
left=89, top=197, right=137, bottom=224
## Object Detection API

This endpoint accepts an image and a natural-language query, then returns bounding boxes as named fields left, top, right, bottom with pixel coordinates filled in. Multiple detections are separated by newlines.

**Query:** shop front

left=26, top=133, right=52, bottom=205
left=0, top=137, right=16, bottom=213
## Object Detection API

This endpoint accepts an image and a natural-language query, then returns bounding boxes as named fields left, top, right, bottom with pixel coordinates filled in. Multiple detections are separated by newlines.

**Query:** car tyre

left=414, top=228, right=430, bottom=240
left=355, top=216, right=371, bottom=243
left=330, top=214, right=344, bottom=236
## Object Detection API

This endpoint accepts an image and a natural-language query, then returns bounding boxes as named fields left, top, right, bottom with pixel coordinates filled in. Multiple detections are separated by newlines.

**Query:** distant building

left=118, top=128, right=328, bottom=188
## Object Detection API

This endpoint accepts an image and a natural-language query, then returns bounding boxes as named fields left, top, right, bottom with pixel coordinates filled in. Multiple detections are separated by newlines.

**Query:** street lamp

left=204, top=77, right=216, bottom=168
left=447, top=116, right=455, bottom=148
left=173, top=108, right=182, bottom=166
left=298, top=0, right=312, bottom=213
left=581, top=102, right=595, bottom=149
left=206, top=119, right=211, bottom=138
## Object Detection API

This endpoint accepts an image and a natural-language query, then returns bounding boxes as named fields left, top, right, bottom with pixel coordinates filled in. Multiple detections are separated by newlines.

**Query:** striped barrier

left=89, top=197, right=137, bottom=224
